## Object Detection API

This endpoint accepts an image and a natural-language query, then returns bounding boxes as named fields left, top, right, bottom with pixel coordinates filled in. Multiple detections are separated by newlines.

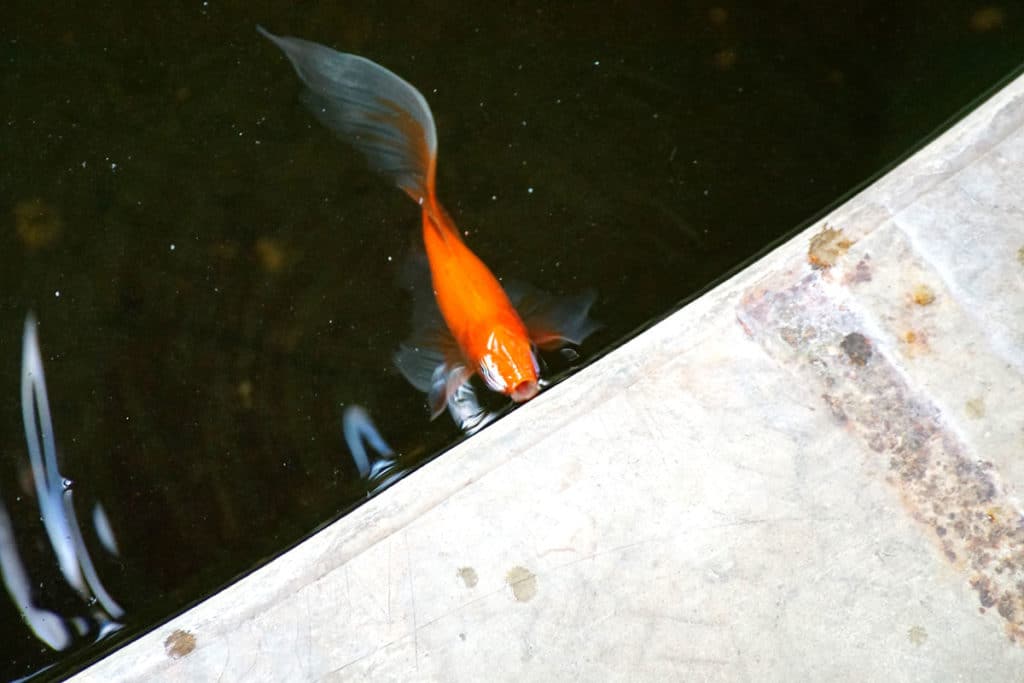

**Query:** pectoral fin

left=394, top=342, right=473, bottom=420
left=506, top=281, right=602, bottom=350
left=447, top=380, right=501, bottom=435
left=393, top=251, right=475, bottom=419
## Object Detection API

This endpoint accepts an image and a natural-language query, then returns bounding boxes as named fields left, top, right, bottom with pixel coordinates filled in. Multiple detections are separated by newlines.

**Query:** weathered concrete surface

left=73, top=74, right=1024, bottom=681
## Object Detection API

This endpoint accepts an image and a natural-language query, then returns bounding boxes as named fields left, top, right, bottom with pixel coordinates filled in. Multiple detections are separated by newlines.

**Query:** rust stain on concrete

left=739, top=272, right=1024, bottom=643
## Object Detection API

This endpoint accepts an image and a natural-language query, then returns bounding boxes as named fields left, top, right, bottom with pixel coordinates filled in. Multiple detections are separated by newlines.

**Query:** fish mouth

left=510, top=381, right=540, bottom=403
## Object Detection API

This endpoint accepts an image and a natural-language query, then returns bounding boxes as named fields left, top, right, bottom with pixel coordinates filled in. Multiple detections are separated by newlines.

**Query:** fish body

left=420, top=201, right=539, bottom=403
left=260, top=28, right=599, bottom=420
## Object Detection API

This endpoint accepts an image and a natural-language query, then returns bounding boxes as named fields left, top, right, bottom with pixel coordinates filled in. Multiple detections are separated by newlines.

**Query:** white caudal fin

left=259, top=27, right=438, bottom=203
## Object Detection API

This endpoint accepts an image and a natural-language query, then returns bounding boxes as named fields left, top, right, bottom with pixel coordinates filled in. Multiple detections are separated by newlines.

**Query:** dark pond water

left=2, top=1, right=1023, bottom=678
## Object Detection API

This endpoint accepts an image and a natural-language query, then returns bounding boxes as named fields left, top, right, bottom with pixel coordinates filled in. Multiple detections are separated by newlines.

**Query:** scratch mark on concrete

left=305, top=590, right=313, bottom=677
left=386, top=540, right=392, bottom=624
left=404, top=531, right=419, bottom=669
left=344, top=565, right=351, bottom=608
left=540, top=514, right=812, bottom=579
left=215, top=636, right=231, bottom=682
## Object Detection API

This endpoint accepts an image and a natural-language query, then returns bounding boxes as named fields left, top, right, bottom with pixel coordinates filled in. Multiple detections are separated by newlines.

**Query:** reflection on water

left=341, top=398, right=506, bottom=496
left=342, top=406, right=402, bottom=494
left=444, top=380, right=503, bottom=435
left=91, top=504, right=119, bottom=558
left=1, top=316, right=123, bottom=658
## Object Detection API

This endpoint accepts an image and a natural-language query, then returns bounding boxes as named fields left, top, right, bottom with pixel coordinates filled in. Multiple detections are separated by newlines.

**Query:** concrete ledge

left=74, top=73, right=1024, bottom=681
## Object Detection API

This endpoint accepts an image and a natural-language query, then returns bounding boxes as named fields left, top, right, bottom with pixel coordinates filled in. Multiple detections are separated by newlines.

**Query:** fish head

left=478, top=327, right=540, bottom=403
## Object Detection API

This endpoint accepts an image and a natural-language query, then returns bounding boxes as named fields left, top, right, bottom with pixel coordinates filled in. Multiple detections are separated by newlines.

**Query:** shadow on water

left=2, top=1, right=1024, bottom=678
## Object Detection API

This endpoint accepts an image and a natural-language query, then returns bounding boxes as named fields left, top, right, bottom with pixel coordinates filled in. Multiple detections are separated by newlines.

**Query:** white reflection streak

left=92, top=503, right=119, bottom=556
left=16, top=313, right=125, bottom=630
left=21, top=313, right=84, bottom=596
left=61, top=490, right=124, bottom=618
left=0, top=497, right=71, bottom=651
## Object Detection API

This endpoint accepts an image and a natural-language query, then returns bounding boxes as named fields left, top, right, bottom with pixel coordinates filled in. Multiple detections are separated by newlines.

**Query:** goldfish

left=260, top=28, right=599, bottom=421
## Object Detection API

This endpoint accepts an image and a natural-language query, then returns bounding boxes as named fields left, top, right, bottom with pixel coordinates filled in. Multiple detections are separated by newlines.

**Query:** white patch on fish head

left=479, top=327, right=540, bottom=398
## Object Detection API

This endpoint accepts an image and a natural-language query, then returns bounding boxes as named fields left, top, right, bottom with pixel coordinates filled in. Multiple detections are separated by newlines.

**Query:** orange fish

left=260, top=28, right=599, bottom=421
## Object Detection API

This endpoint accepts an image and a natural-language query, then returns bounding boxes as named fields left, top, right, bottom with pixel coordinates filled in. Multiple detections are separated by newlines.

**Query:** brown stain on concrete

left=164, top=629, right=196, bottom=659
left=506, top=566, right=538, bottom=602
left=901, top=330, right=930, bottom=356
left=840, top=332, right=872, bottom=366
left=457, top=566, right=478, bottom=588
left=807, top=224, right=854, bottom=270
left=842, top=256, right=873, bottom=285
left=911, top=284, right=936, bottom=306
left=740, top=273, right=1024, bottom=644
left=965, top=397, right=986, bottom=419
left=907, top=625, right=928, bottom=646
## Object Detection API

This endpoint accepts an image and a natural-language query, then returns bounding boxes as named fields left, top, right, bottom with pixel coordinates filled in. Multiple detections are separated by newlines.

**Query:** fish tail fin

left=258, top=26, right=438, bottom=203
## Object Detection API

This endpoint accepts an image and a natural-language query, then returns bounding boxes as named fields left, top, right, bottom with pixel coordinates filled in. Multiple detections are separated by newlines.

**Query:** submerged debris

left=14, top=198, right=62, bottom=250
left=970, top=6, right=1005, bottom=33
left=255, top=237, right=288, bottom=273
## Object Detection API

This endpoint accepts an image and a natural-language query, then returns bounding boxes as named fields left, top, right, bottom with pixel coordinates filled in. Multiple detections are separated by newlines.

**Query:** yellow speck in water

left=237, top=380, right=253, bottom=409
left=970, top=6, right=1005, bottom=33
left=255, top=237, right=287, bottom=273
left=708, top=7, right=729, bottom=26
left=14, top=198, right=62, bottom=250
left=712, top=48, right=738, bottom=70
left=826, top=68, right=846, bottom=86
